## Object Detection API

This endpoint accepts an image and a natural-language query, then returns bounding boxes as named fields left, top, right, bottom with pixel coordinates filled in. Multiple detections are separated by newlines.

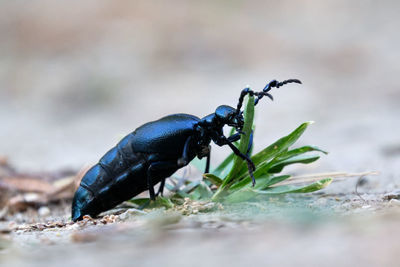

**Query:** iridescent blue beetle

left=72, top=79, right=301, bottom=221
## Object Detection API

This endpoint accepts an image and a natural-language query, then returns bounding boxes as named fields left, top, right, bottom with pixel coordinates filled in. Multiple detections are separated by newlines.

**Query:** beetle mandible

left=71, top=79, right=301, bottom=221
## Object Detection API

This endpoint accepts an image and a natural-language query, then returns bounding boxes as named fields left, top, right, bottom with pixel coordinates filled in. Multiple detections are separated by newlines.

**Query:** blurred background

left=0, top=0, right=399, bottom=188
left=2, top=1, right=400, bottom=266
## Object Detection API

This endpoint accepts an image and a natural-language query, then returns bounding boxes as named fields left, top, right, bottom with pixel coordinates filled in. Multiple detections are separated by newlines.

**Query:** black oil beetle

left=71, top=79, right=301, bottom=221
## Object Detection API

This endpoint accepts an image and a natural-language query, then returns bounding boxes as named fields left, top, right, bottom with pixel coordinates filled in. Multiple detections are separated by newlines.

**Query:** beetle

left=71, top=79, right=301, bottom=221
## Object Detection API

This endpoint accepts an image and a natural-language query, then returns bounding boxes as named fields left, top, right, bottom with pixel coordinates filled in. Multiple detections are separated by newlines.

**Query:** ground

left=1, top=1, right=400, bottom=266
left=2, top=194, right=400, bottom=266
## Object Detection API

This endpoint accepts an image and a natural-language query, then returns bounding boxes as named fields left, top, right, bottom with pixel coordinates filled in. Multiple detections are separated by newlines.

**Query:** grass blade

left=268, top=154, right=321, bottom=173
left=127, top=198, right=151, bottom=207
left=230, top=173, right=272, bottom=191
left=251, top=121, right=313, bottom=165
left=189, top=181, right=214, bottom=200
left=257, top=175, right=291, bottom=189
left=189, top=157, right=206, bottom=172
left=212, top=153, right=235, bottom=177
left=203, top=173, right=223, bottom=186
left=274, top=146, right=327, bottom=162
left=225, top=95, right=255, bottom=182
left=212, top=95, right=255, bottom=200
left=223, top=178, right=332, bottom=203
left=234, top=122, right=314, bottom=179
left=257, top=178, right=333, bottom=194
left=230, top=174, right=291, bottom=191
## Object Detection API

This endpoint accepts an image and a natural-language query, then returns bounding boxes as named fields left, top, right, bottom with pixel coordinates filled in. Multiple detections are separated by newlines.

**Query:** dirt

left=2, top=194, right=400, bottom=267
left=1, top=0, right=400, bottom=266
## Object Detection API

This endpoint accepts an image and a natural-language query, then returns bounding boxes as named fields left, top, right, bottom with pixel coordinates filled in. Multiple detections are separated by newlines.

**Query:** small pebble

left=384, top=190, right=400, bottom=200
left=118, top=208, right=146, bottom=221
left=0, top=224, right=11, bottom=234
left=38, top=206, right=51, bottom=217
left=388, top=199, right=400, bottom=206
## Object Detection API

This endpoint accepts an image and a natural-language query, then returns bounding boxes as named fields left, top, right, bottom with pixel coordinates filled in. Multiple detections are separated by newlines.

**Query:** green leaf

left=164, top=181, right=188, bottom=198
left=225, top=95, right=255, bottom=183
left=149, top=196, right=175, bottom=209
left=189, top=157, right=206, bottom=172
left=230, top=173, right=271, bottom=191
left=212, top=152, right=235, bottom=177
left=127, top=197, right=175, bottom=209
left=223, top=189, right=259, bottom=203
left=165, top=181, right=194, bottom=198
left=229, top=126, right=240, bottom=147
left=252, top=122, right=313, bottom=165
left=189, top=181, right=214, bottom=200
left=181, top=180, right=201, bottom=193
left=233, top=122, right=314, bottom=180
left=274, top=146, right=327, bottom=162
left=257, top=178, right=333, bottom=194
left=229, top=173, right=291, bottom=191
left=257, top=175, right=291, bottom=189
left=211, top=127, right=242, bottom=177
left=268, top=154, right=321, bottom=173
left=224, top=178, right=332, bottom=203
left=165, top=182, right=176, bottom=192
left=212, top=95, right=255, bottom=200
left=127, top=198, right=151, bottom=207
left=203, top=173, right=223, bottom=186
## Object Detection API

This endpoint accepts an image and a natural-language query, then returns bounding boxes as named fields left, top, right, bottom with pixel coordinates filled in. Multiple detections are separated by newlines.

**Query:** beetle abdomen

left=71, top=133, right=149, bottom=221
left=71, top=158, right=148, bottom=221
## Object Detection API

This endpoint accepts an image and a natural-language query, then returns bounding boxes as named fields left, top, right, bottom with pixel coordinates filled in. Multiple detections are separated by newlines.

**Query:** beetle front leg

left=227, top=132, right=241, bottom=143
left=215, top=135, right=257, bottom=186
left=229, top=142, right=256, bottom=186
left=246, top=130, right=253, bottom=156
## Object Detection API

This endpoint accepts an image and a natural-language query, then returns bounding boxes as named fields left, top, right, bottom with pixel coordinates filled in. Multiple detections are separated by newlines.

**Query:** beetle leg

left=204, top=147, right=211, bottom=173
left=225, top=141, right=256, bottom=184
left=247, top=130, right=253, bottom=156
left=156, top=178, right=166, bottom=197
left=227, top=132, right=241, bottom=143
left=226, top=131, right=252, bottom=155
left=215, top=136, right=257, bottom=186
left=177, top=136, right=193, bottom=167
left=147, top=161, right=178, bottom=200
left=147, top=169, right=156, bottom=201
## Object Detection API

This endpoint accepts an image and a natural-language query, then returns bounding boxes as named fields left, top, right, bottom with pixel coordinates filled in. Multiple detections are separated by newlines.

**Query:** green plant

left=130, top=95, right=331, bottom=208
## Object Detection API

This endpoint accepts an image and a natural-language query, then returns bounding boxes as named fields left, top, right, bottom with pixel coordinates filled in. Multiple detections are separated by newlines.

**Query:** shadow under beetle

left=71, top=79, right=301, bottom=221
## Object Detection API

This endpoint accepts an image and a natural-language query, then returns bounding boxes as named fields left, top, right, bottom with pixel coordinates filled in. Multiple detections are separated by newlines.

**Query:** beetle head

left=215, top=105, right=244, bottom=129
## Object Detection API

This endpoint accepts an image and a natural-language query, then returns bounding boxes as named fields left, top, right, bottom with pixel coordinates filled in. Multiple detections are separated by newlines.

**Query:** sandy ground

left=1, top=1, right=400, bottom=266
left=2, top=195, right=400, bottom=267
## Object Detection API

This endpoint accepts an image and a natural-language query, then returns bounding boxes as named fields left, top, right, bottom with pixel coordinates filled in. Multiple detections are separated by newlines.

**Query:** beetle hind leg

left=147, top=161, right=178, bottom=200
left=156, top=178, right=166, bottom=197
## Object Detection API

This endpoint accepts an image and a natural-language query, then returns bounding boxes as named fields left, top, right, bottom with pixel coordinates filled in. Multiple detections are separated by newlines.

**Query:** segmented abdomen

left=72, top=134, right=148, bottom=221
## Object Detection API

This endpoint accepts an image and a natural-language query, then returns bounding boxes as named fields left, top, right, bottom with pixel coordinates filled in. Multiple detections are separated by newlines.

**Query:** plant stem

left=212, top=95, right=255, bottom=201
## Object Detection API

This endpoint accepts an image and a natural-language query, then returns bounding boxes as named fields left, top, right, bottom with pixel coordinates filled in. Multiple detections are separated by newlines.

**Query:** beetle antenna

left=236, top=87, right=251, bottom=115
left=236, top=79, right=302, bottom=114
left=254, top=79, right=302, bottom=106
